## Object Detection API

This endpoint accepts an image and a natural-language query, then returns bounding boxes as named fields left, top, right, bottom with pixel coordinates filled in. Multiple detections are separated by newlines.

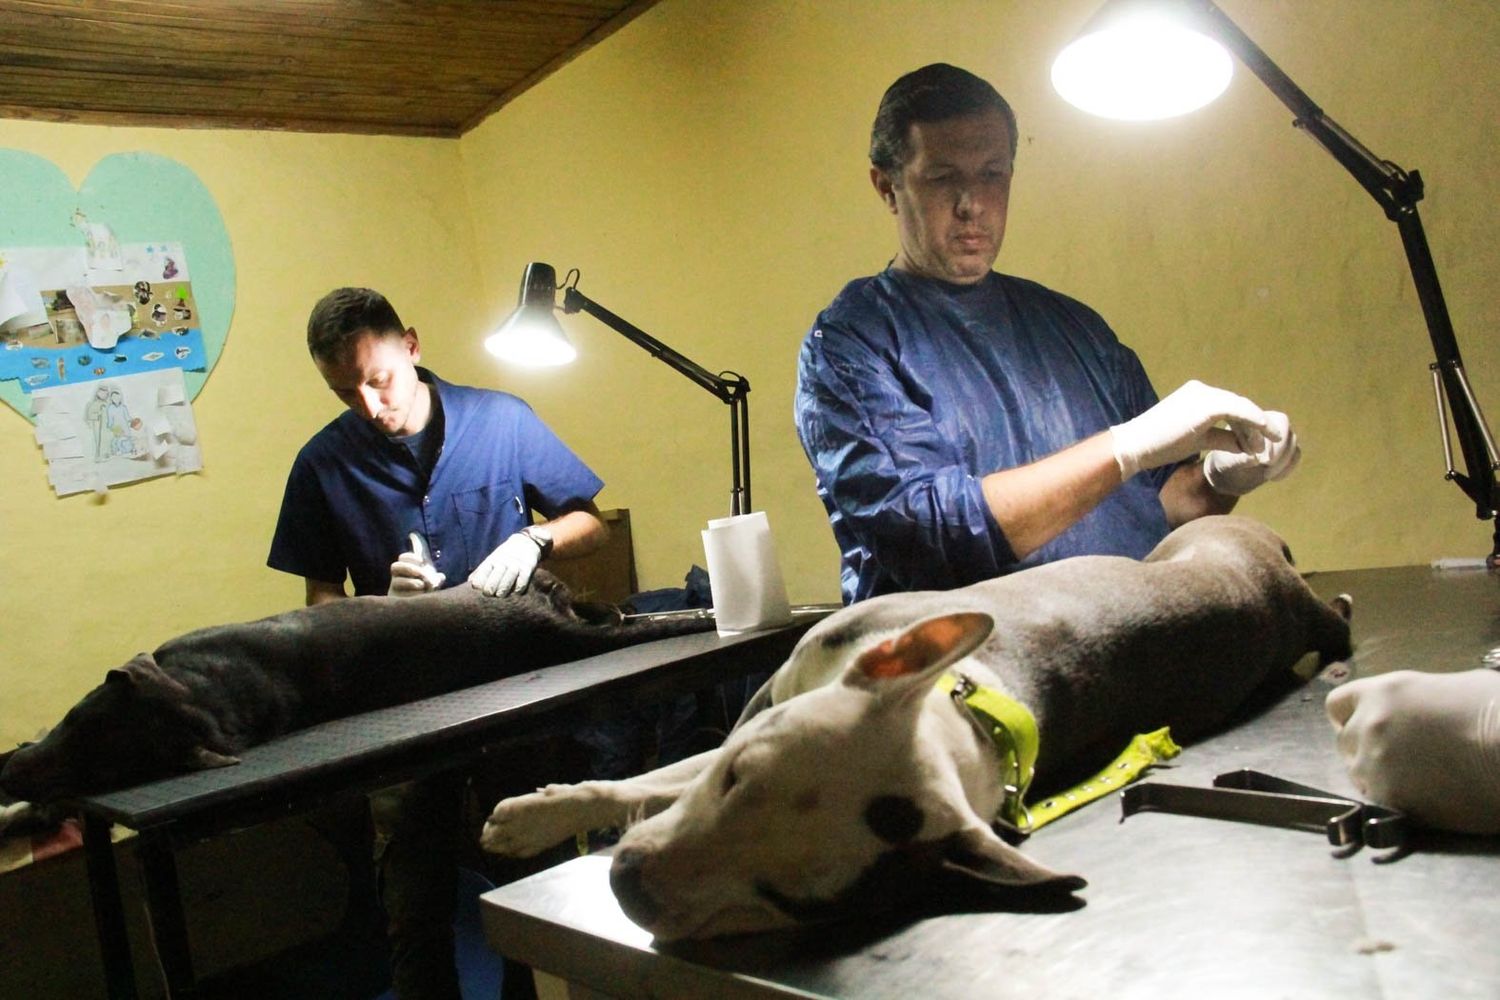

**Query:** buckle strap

left=1027, top=728, right=1181, bottom=832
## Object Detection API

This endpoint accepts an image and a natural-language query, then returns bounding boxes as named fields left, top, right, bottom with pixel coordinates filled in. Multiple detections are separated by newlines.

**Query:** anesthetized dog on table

left=481, top=515, right=1353, bottom=941
left=0, top=571, right=713, bottom=805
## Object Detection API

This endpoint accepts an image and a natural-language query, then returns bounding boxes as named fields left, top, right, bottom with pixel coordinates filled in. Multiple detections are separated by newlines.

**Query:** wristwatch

left=520, top=525, right=554, bottom=560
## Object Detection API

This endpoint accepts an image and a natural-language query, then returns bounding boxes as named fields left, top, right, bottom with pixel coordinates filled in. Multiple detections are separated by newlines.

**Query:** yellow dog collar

left=937, top=671, right=1180, bottom=834
left=938, top=671, right=1041, bottom=831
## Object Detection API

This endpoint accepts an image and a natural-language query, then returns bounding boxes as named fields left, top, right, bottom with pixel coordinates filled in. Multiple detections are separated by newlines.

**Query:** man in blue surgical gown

left=796, top=64, right=1301, bottom=604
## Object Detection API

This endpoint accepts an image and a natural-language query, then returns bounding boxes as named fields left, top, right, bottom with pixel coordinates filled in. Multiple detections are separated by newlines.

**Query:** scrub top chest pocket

left=453, top=485, right=530, bottom=575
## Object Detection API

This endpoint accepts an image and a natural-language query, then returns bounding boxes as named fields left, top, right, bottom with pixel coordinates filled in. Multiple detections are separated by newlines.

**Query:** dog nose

left=609, top=847, right=663, bottom=929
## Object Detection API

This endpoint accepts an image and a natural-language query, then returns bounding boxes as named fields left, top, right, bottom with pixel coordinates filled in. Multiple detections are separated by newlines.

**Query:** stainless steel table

left=70, top=612, right=828, bottom=999
left=481, top=566, right=1500, bottom=999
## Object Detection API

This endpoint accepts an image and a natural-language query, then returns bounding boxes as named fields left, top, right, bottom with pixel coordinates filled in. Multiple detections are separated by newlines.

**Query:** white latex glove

left=469, top=531, right=543, bottom=597
left=1326, top=669, right=1500, bottom=834
left=1108, top=380, right=1275, bottom=481
left=1202, top=410, right=1302, bottom=496
left=388, top=533, right=445, bottom=597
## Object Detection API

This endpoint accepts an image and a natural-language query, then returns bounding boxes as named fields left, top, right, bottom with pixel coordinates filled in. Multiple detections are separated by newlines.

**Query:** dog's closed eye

left=721, top=761, right=740, bottom=795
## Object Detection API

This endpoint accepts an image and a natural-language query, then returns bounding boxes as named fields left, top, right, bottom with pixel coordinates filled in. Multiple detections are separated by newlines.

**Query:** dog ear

left=939, top=825, right=1086, bottom=892
left=845, top=612, right=994, bottom=693
left=110, top=653, right=192, bottom=700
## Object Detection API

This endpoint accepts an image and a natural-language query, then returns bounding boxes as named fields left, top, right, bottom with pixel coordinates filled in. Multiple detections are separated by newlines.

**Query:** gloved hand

left=1108, top=380, right=1275, bottom=481
left=1203, top=410, right=1301, bottom=496
left=469, top=531, right=544, bottom=597
left=388, top=533, right=445, bottom=597
left=1326, top=669, right=1500, bottom=834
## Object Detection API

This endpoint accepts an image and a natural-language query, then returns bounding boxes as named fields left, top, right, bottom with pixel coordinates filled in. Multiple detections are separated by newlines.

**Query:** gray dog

left=482, top=516, right=1353, bottom=940
left=0, top=572, right=709, bottom=802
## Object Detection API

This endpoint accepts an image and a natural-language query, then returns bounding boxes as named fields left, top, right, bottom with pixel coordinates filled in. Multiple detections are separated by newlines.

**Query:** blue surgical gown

left=795, top=267, right=1175, bottom=604
left=269, top=368, right=603, bottom=596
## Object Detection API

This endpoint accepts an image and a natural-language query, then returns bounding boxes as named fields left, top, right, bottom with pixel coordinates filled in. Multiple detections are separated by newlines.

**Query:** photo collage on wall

left=1, top=229, right=206, bottom=495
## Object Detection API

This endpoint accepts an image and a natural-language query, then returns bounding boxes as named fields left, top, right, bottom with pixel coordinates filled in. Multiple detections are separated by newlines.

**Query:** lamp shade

left=1052, top=0, right=1233, bottom=121
left=484, top=261, right=577, bottom=367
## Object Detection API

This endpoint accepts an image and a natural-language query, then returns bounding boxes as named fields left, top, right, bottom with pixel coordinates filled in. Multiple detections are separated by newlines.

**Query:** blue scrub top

left=268, top=368, right=603, bottom=596
left=795, top=268, right=1175, bottom=604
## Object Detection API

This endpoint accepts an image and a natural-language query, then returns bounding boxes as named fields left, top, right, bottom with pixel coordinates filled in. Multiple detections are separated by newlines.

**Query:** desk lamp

left=487, top=262, right=752, bottom=516
left=1052, top=0, right=1500, bottom=564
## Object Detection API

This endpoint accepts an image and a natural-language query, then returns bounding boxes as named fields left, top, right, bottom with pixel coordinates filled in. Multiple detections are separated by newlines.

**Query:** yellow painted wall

left=0, top=123, right=487, bottom=747
left=460, top=0, right=1500, bottom=598
left=2, top=0, right=1497, bottom=747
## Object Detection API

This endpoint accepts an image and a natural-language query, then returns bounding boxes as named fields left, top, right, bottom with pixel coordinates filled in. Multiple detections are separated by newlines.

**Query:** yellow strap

left=1024, top=727, right=1181, bottom=832
left=936, top=674, right=1179, bottom=834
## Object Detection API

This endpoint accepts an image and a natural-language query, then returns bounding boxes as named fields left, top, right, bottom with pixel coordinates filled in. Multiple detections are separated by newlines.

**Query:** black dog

left=1, top=572, right=711, bottom=802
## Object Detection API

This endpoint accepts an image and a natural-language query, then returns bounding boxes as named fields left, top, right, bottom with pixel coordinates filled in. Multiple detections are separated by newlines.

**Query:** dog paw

left=480, top=784, right=593, bottom=858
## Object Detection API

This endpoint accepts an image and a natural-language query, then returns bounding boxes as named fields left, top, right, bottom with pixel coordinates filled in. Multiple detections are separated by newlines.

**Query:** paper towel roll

left=701, top=511, right=792, bottom=635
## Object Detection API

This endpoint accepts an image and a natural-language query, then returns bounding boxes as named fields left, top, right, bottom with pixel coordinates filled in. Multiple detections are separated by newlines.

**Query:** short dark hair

left=306, top=287, right=405, bottom=362
left=870, top=63, right=1018, bottom=175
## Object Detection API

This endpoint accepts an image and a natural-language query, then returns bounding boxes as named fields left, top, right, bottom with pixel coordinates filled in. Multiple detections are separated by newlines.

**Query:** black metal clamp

left=1121, top=768, right=1408, bottom=852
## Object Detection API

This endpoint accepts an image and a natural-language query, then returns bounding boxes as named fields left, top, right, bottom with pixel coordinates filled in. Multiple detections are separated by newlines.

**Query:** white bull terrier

left=482, top=516, right=1353, bottom=941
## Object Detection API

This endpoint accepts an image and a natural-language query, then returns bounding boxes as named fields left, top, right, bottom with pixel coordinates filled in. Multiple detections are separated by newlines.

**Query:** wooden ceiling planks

left=0, top=0, right=657, bottom=137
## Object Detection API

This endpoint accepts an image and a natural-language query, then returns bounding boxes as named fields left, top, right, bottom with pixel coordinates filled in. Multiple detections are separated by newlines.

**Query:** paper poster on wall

left=1, top=149, right=233, bottom=498
left=31, top=367, right=202, bottom=496
left=0, top=241, right=207, bottom=392
left=0, top=149, right=236, bottom=425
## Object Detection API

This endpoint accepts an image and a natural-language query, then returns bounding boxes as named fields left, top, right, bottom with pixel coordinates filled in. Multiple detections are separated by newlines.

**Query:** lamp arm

left=1195, top=0, right=1499, bottom=537
left=562, top=286, right=753, bottom=514
left=563, top=288, right=748, bottom=404
left=1191, top=2, right=1413, bottom=215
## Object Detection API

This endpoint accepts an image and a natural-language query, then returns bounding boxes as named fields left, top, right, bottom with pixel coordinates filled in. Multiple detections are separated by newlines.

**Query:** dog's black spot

left=864, top=795, right=923, bottom=844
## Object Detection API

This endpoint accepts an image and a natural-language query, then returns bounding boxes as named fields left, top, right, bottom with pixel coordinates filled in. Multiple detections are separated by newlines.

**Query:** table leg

left=136, top=830, right=198, bottom=998
left=83, top=814, right=138, bottom=1000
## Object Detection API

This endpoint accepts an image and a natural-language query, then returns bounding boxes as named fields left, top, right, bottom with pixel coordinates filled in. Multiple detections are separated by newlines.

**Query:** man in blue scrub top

left=269, top=286, right=607, bottom=603
left=796, top=64, right=1302, bottom=605
left=269, top=287, right=607, bottom=1000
